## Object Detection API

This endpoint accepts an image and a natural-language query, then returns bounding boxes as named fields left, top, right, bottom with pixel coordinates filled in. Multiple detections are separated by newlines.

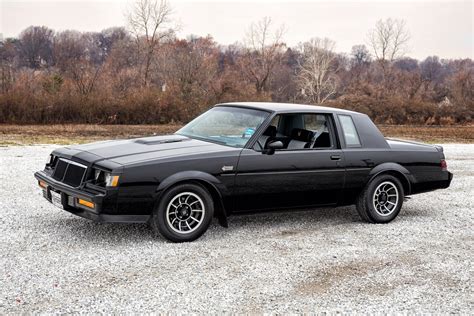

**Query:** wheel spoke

left=166, top=192, right=206, bottom=234
left=372, top=181, right=399, bottom=217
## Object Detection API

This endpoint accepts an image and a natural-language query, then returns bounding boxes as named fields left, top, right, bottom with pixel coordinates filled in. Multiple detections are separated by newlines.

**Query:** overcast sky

left=1, top=0, right=472, bottom=59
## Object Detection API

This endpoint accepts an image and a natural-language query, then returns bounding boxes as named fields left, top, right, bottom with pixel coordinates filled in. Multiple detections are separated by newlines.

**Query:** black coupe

left=35, top=103, right=453, bottom=242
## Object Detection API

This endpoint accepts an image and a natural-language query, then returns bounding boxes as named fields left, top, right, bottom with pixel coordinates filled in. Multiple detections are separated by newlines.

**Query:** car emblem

left=222, top=166, right=234, bottom=172
left=298, top=131, right=302, bottom=136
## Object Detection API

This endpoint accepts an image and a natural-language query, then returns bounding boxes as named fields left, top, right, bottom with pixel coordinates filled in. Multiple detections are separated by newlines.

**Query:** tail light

left=440, top=159, right=447, bottom=171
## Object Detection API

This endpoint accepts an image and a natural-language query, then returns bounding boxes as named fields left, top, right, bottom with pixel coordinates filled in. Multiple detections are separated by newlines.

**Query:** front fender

left=155, top=171, right=231, bottom=223
left=156, top=170, right=227, bottom=194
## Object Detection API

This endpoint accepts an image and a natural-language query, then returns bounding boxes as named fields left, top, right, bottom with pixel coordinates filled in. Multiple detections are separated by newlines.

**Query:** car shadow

left=44, top=204, right=426, bottom=243
left=43, top=206, right=359, bottom=244
left=230, top=205, right=357, bottom=224
left=45, top=216, right=157, bottom=243
left=224, top=206, right=360, bottom=233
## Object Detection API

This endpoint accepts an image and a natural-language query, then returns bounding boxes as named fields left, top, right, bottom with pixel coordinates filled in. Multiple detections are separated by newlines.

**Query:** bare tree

left=240, top=17, right=286, bottom=94
left=53, top=31, right=102, bottom=95
left=351, top=45, right=371, bottom=67
left=349, top=44, right=371, bottom=81
left=127, top=0, right=174, bottom=86
left=420, top=56, right=443, bottom=82
left=0, top=39, right=17, bottom=93
left=297, top=38, right=339, bottom=103
left=367, top=18, right=410, bottom=64
left=18, top=26, right=54, bottom=68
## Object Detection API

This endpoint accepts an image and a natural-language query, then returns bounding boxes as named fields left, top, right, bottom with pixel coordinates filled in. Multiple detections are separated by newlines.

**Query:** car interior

left=255, top=113, right=334, bottom=150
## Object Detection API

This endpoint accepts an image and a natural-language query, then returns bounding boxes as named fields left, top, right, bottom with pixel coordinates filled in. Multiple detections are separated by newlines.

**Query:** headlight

left=105, top=173, right=120, bottom=187
left=93, top=168, right=119, bottom=187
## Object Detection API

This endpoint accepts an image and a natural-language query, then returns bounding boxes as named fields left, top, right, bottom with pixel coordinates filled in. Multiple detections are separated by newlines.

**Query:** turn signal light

left=39, top=180, right=47, bottom=188
left=78, top=199, right=95, bottom=209
left=104, top=174, right=120, bottom=187
left=110, top=175, right=120, bottom=187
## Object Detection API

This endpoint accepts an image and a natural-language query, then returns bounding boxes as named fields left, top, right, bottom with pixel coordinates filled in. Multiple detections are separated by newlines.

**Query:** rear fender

left=369, top=162, right=413, bottom=195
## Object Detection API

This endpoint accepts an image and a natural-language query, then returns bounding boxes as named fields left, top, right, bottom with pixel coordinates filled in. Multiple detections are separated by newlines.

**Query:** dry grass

left=378, top=125, right=474, bottom=144
left=0, top=124, right=181, bottom=146
left=0, top=124, right=472, bottom=146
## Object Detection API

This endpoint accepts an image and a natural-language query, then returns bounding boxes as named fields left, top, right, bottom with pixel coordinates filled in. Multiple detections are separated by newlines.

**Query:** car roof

left=217, top=102, right=360, bottom=115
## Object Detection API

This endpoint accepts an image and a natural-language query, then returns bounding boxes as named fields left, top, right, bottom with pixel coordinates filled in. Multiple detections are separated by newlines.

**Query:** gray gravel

left=0, top=144, right=473, bottom=313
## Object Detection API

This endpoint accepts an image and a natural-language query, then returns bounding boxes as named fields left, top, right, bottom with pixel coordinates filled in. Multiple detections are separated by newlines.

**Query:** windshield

left=176, top=106, right=270, bottom=148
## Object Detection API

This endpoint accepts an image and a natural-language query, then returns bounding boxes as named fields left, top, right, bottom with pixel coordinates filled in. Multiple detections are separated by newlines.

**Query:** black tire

left=150, top=183, right=214, bottom=242
left=356, top=174, right=404, bottom=223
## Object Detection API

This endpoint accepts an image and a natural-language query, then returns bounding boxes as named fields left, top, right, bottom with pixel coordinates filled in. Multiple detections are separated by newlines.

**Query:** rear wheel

left=356, top=174, right=404, bottom=223
left=150, top=183, right=214, bottom=242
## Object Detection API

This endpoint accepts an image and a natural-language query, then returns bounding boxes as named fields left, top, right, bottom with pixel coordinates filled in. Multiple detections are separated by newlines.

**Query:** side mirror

left=263, top=141, right=284, bottom=155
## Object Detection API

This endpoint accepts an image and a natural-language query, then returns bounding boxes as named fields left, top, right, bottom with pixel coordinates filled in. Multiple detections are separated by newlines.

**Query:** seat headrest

left=263, top=125, right=277, bottom=137
left=291, top=128, right=314, bottom=142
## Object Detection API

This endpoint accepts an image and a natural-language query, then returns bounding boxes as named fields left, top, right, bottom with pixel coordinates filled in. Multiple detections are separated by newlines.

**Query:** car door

left=233, top=113, right=346, bottom=212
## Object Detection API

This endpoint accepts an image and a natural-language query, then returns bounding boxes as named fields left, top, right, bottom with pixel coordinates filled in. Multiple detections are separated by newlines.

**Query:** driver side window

left=254, top=113, right=335, bottom=151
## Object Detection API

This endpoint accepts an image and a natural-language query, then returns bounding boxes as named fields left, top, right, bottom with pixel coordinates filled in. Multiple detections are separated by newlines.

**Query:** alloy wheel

left=372, top=181, right=399, bottom=216
left=166, top=192, right=206, bottom=234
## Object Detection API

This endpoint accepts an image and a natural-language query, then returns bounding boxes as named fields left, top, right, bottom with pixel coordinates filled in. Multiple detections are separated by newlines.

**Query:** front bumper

left=34, top=171, right=149, bottom=223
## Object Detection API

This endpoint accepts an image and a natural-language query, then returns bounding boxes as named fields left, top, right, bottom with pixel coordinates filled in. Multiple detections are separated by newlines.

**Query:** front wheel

left=356, top=174, right=404, bottom=223
left=150, top=183, right=214, bottom=242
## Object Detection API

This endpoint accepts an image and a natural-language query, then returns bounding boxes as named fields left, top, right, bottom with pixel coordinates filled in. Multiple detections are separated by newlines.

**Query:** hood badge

left=222, top=165, right=234, bottom=172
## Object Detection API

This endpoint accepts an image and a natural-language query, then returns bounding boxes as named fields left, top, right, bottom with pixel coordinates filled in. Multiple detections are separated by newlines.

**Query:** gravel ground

left=1, top=144, right=473, bottom=313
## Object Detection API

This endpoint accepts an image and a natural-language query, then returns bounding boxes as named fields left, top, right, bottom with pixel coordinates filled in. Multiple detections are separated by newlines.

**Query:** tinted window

left=303, top=114, right=332, bottom=148
left=304, top=114, right=328, bottom=131
left=339, top=115, right=361, bottom=146
left=270, top=115, right=280, bottom=128
left=257, top=113, right=334, bottom=150
left=177, top=106, right=269, bottom=148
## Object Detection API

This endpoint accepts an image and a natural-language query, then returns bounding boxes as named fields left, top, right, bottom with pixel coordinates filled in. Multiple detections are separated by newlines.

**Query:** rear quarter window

left=338, top=115, right=361, bottom=147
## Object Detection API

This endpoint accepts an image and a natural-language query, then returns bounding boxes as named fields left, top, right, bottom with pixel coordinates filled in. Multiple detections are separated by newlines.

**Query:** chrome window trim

left=58, top=158, right=87, bottom=169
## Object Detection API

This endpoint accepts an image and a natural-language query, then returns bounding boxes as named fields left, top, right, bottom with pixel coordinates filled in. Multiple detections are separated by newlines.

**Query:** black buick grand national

left=35, top=102, right=453, bottom=242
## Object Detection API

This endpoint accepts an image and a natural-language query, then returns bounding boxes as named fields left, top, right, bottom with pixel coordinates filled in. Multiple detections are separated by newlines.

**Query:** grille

left=52, top=159, right=68, bottom=181
left=52, top=158, right=87, bottom=187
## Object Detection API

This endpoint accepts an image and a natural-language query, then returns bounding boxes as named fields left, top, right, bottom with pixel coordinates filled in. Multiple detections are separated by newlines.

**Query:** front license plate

left=50, top=190, right=63, bottom=209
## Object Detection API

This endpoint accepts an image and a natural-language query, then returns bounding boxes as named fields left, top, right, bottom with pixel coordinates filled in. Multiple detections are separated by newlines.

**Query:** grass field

left=0, top=124, right=472, bottom=145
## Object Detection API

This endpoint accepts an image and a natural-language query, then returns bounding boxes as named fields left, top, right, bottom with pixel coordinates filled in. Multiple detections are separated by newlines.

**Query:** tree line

left=0, top=0, right=472, bottom=125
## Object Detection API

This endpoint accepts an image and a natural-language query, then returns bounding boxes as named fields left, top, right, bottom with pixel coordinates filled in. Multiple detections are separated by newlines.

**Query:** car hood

left=53, top=134, right=238, bottom=166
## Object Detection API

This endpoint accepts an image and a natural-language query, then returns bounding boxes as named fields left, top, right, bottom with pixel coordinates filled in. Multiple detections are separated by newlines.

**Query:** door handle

left=330, top=155, right=341, bottom=161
